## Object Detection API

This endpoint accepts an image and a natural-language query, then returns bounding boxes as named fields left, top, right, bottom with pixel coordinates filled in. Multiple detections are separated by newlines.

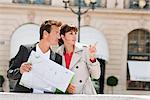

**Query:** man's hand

left=66, top=84, right=75, bottom=94
left=20, top=62, right=32, bottom=74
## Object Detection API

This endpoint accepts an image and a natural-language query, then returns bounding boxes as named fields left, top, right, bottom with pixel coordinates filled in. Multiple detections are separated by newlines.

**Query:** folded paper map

left=19, top=51, right=74, bottom=92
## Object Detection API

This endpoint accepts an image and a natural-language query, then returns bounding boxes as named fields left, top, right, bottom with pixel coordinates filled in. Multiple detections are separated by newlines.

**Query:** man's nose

left=57, top=33, right=60, bottom=39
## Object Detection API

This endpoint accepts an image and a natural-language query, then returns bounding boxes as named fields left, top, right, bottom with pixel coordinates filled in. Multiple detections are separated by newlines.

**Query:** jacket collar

left=30, top=42, right=53, bottom=60
left=57, top=44, right=83, bottom=69
left=30, top=42, right=38, bottom=51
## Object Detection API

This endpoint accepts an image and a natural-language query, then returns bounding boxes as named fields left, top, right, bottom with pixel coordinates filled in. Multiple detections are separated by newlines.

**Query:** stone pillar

left=124, top=0, right=130, bottom=9
left=101, top=0, right=107, bottom=8
left=107, top=0, right=124, bottom=9
left=84, top=14, right=91, bottom=26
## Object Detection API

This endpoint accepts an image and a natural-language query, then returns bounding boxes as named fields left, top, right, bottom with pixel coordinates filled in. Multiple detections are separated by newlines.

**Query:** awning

left=10, top=24, right=40, bottom=58
left=128, top=61, right=150, bottom=82
left=80, top=26, right=109, bottom=61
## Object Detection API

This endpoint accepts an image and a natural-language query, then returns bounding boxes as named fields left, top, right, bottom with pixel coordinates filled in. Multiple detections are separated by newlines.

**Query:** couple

left=7, top=20, right=100, bottom=94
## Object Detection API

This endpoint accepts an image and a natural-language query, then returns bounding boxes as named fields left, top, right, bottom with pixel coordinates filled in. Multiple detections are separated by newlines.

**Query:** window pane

left=73, top=0, right=101, bottom=7
left=127, top=29, right=150, bottom=91
left=12, top=0, right=51, bottom=5
left=130, top=0, right=150, bottom=9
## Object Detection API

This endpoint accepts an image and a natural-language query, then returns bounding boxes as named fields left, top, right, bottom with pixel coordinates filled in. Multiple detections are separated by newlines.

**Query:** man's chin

left=51, top=42, right=58, bottom=46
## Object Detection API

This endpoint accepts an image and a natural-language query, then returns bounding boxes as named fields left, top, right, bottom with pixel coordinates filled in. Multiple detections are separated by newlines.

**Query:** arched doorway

left=127, top=29, right=150, bottom=91
left=9, top=23, right=40, bottom=91
left=10, top=23, right=40, bottom=59
left=80, top=26, right=109, bottom=61
left=80, top=26, right=109, bottom=94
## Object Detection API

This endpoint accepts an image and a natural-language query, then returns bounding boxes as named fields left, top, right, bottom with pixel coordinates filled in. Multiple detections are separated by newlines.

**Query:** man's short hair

left=40, top=20, right=62, bottom=40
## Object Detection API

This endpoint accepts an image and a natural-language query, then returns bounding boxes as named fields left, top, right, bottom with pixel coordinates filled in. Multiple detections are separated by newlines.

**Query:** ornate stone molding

left=27, top=11, right=35, bottom=23
left=84, top=14, right=91, bottom=26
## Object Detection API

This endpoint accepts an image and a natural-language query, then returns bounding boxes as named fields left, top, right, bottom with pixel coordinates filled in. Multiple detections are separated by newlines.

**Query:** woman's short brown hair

left=60, top=24, right=77, bottom=36
left=59, top=24, right=78, bottom=45
left=40, top=20, right=62, bottom=40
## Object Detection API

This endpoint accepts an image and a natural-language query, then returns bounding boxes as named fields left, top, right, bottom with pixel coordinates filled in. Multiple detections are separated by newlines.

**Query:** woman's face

left=61, top=30, right=77, bottom=46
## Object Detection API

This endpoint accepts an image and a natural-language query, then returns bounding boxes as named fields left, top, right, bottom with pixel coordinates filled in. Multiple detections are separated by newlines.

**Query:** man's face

left=46, top=25, right=60, bottom=45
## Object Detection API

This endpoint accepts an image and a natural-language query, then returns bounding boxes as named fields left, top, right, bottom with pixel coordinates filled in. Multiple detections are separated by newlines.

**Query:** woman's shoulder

left=75, top=42, right=88, bottom=50
left=56, top=43, right=88, bottom=54
left=74, top=42, right=89, bottom=54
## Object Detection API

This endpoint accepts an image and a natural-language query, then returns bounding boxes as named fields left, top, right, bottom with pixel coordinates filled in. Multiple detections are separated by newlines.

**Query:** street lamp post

left=63, top=0, right=97, bottom=42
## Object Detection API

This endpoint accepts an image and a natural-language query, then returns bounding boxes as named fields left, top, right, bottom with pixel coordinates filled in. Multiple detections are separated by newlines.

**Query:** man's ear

left=43, top=30, right=48, bottom=38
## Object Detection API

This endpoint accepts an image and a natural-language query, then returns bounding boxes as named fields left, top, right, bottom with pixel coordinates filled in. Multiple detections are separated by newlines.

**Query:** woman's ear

left=61, top=35, right=65, bottom=40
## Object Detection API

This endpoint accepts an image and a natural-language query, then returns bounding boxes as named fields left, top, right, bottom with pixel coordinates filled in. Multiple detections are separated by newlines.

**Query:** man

left=7, top=20, right=62, bottom=93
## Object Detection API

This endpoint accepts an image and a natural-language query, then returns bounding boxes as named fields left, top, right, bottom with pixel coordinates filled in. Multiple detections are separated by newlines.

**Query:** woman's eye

left=70, top=32, right=73, bottom=35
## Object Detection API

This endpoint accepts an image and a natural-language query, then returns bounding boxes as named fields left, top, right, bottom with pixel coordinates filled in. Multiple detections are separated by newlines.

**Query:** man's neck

left=38, top=40, right=50, bottom=53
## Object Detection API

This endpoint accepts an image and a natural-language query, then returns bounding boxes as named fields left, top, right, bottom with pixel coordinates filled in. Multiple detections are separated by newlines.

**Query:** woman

left=57, top=24, right=100, bottom=94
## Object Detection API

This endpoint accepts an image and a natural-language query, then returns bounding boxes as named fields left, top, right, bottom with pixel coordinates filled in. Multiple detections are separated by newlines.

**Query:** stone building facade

left=0, top=0, right=150, bottom=94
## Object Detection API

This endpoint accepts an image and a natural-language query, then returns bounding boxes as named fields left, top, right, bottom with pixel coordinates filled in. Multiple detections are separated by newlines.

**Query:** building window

left=127, top=29, right=150, bottom=91
left=12, top=0, right=51, bottom=5
left=72, top=0, right=101, bottom=7
left=129, top=0, right=150, bottom=9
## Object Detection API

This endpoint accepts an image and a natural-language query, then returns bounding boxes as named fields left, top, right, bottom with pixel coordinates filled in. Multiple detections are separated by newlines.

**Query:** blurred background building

left=0, top=0, right=150, bottom=95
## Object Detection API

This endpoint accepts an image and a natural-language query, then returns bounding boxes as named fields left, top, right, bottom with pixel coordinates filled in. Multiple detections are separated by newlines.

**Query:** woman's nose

left=74, top=35, right=76, bottom=40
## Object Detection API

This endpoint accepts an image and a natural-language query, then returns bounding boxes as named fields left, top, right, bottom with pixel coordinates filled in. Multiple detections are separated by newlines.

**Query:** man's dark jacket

left=7, top=43, right=62, bottom=93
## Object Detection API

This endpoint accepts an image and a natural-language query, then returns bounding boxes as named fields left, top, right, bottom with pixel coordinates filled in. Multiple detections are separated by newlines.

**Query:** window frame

left=127, top=29, right=150, bottom=91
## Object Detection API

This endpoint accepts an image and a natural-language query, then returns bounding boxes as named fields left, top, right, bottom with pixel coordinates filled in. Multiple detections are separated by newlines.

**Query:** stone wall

left=0, top=3, right=150, bottom=94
